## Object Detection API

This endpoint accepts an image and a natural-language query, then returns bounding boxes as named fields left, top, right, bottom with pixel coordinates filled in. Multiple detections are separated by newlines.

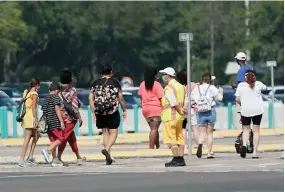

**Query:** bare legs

left=103, top=128, right=118, bottom=154
left=27, top=129, right=39, bottom=159
left=148, top=120, right=161, bottom=149
left=20, top=129, right=33, bottom=161
left=197, top=124, right=214, bottom=158
left=252, top=124, right=260, bottom=157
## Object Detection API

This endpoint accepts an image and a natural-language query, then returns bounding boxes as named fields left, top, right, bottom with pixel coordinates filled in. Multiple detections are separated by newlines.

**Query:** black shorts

left=96, top=111, right=120, bottom=129
left=182, top=118, right=187, bottom=129
left=241, top=114, right=262, bottom=126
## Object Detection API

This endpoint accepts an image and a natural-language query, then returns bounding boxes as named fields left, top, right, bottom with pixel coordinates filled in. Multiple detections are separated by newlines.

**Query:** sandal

left=207, top=155, right=215, bottom=159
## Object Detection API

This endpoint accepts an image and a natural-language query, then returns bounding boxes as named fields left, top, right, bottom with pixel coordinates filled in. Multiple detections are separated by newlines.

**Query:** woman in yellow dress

left=18, top=78, right=40, bottom=167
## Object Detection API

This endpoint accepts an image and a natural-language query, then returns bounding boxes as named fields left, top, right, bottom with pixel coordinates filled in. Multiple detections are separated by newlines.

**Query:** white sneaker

left=51, top=158, right=63, bottom=167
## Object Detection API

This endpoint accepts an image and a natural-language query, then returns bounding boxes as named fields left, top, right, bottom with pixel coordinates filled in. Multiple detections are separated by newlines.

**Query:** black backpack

left=235, top=129, right=254, bottom=154
left=94, top=78, right=119, bottom=115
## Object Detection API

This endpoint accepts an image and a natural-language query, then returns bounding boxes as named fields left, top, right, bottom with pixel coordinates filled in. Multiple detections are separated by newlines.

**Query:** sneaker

left=77, top=158, right=85, bottom=166
left=59, top=160, right=69, bottom=167
left=17, top=161, right=26, bottom=167
left=175, top=157, right=186, bottom=166
left=196, top=144, right=203, bottom=158
left=51, top=158, right=63, bottom=167
left=240, top=146, right=247, bottom=158
left=41, top=149, right=51, bottom=164
left=101, top=149, right=113, bottom=165
left=26, top=157, right=38, bottom=165
left=165, top=157, right=178, bottom=167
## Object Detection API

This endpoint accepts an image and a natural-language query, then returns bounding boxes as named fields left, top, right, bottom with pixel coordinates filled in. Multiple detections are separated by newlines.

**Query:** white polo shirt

left=235, top=81, right=267, bottom=117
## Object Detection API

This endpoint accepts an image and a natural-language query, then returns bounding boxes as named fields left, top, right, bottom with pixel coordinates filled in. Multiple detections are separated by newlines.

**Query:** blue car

left=0, top=91, right=18, bottom=111
left=0, top=87, right=22, bottom=104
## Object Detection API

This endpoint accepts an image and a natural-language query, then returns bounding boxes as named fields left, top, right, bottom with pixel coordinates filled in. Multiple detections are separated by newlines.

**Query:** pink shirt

left=138, top=81, right=163, bottom=118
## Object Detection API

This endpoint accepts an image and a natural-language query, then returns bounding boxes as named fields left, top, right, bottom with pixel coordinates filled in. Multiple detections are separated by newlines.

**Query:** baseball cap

left=159, top=67, right=176, bottom=77
left=234, top=52, right=247, bottom=61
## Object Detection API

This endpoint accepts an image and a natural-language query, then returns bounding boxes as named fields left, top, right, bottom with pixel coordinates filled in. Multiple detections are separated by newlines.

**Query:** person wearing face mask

left=138, top=67, right=163, bottom=149
left=159, top=67, right=186, bottom=167
left=18, top=78, right=41, bottom=167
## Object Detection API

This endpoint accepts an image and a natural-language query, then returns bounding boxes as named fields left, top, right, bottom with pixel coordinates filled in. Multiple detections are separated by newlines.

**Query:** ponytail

left=246, top=72, right=255, bottom=89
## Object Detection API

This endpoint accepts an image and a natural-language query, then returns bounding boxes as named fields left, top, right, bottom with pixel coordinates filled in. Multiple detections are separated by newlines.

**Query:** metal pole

left=210, top=2, right=214, bottom=75
left=270, top=65, right=275, bottom=129
left=186, top=35, right=192, bottom=162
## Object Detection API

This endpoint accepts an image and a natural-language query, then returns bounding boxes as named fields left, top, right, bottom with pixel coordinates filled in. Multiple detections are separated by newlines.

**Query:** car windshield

left=275, top=90, right=284, bottom=94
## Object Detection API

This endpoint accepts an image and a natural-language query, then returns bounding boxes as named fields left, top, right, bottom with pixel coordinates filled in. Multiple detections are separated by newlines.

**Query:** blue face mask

left=162, top=75, right=167, bottom=83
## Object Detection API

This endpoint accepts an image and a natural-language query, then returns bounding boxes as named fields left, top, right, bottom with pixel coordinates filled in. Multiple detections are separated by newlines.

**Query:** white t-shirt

left=191, top=83, right=219, bottom=107
left=235, top=81, right=267, bottom=117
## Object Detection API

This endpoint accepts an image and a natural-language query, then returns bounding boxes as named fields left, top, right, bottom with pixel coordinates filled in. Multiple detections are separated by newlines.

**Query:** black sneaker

left=175, top=157, right=186, bottom=166
left=196, top=144, right=203, bottom=158
left=165, top=157, right=178, bottom=167
left=240, top=146, right=247, bottom=158
left=101, top=149, right=113, bottom=165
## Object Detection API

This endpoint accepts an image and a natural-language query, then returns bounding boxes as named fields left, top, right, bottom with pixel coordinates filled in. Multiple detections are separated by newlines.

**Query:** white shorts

left=183, top=108, right=197, bottom=128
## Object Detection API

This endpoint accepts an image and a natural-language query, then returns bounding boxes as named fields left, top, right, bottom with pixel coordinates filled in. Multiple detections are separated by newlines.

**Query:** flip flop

left=252, top=156, right=259, bottom=159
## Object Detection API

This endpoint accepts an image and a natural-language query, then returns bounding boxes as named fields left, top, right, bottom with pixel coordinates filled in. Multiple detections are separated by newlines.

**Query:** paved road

left=0, top=152, right=283, bottom=173
left=1, top=135, right=283, bottom=157
left=0, top=172, right=283, bottom=192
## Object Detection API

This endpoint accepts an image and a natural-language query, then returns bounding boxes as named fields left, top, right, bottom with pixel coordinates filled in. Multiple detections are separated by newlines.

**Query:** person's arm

left=118, top=91, right=127, bottom=120
left=89, top=90, right=96, bottom=114
left=31, top=94, right=38, bottom=127
left=55, top=104, right=65, bottom=130
left=165, top=89, right=184, bottom=115
left=235, top=85, right=241, bottom=105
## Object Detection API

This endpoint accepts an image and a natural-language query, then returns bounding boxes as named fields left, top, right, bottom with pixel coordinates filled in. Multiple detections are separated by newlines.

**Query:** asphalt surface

left=1, top=135, right=283, bottom=156
left=0, top=172, right=283, bottom=192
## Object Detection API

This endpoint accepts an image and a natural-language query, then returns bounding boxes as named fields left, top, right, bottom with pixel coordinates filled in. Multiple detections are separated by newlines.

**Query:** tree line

left=0, top=1, right=283, bottom=87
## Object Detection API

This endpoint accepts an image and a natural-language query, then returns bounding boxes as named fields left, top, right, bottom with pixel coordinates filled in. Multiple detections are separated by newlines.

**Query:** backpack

left=197, top=85, right=212, bottom=112
left=234, top=130, right=254, bottom=154
left=60, top=92, right=77, bottom=119
left=94, top=78, right=119, bottom=115
left=16, top=91, right=30, bottom=122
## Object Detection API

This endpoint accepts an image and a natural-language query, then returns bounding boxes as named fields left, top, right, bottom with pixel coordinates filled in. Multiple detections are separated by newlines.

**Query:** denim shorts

left=197, top=108, right=216, bottom=126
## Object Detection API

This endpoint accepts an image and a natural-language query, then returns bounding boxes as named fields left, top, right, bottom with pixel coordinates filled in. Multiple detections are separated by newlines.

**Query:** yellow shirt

left=21, top=90, right=38, bottom=129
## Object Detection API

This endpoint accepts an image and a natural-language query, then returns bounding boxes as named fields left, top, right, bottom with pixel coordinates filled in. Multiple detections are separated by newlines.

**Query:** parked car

left=122, top=91, right=141, bottom=109
left=0, top=81, right=53, bottom=95
left=0, top=87, right=22, bottom=104
left=76, top=88, right=90, bottom=108
left=0, top=91, right=18, bottom=111
left=262, top=86, right=284, bottom=98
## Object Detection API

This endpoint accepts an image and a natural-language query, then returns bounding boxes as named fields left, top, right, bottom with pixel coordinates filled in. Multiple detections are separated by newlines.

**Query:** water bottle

left=246, top=140, right=252, bottom=151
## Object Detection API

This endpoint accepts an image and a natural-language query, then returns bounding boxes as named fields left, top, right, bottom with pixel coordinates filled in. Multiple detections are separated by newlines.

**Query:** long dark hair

left=144, top=67, right=158, bottom=91
left=176, top=70, right=187, bottom=86
left=29, top=78, right=40, bottom=90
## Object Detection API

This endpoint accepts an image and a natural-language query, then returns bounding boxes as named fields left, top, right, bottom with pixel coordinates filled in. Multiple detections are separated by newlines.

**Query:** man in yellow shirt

left=159, top=67, right=186, bottom=167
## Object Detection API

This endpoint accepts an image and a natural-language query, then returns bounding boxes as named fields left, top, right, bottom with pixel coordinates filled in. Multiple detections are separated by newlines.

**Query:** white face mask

left=162, top=75, right=168, bottom=83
